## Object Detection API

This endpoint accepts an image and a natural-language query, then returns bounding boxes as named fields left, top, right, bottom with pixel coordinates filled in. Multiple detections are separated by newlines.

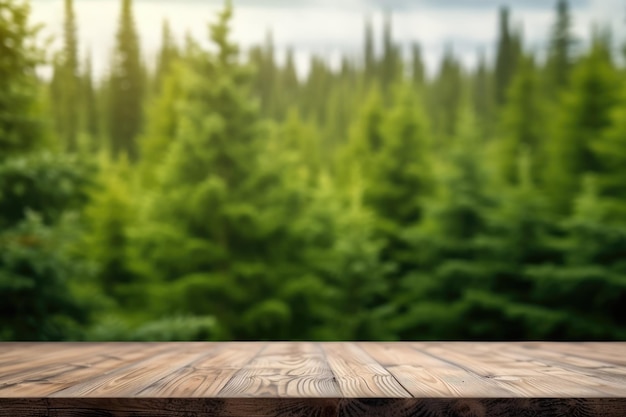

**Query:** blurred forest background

left=1, top=0, right=626, bottom=341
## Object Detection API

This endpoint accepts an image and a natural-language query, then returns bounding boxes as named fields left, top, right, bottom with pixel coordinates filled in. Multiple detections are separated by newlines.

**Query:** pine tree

left=546, top=0, right=575, bottom=93
left=472, top=52, right=494, bottom=139
left=0, top=0, right=43, bottom=156
left=545, top=36, right=618, bottom=211
left=494, top=7, right=518, bottom=105
left=248, top=31, right=277, bottom=118
left=82, top=52, right=99, bottom=148
left=108, top=0, right=143, bottom=160
left=410, top=42, right=425, bottom=86
left=134, top=4, right=299, bottom=339
left=50, top=0, right=80, bottom=152
left=363, top=16, right=376, bottom=80
left=380, top=12, right=402, bottom=91
left=495, top=55, right=546, bottom=184
left=429, top=48, right=464, bottom=141
left=591, top=83, right=626, bottom=221
left=0, top=0, right=93, bottom=340
left=393, top=107, right=492, bottom=339
left=154, top=19, right=179, bottom=91
left=524, top=177, right=626, bottom=340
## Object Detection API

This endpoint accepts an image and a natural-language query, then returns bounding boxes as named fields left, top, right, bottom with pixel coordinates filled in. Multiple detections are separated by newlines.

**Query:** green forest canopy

left=1, top=0, right=626, bottom=341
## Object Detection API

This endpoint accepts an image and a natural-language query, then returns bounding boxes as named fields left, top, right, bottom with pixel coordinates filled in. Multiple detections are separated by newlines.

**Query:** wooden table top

left=1, top=342, right=625, bottom=416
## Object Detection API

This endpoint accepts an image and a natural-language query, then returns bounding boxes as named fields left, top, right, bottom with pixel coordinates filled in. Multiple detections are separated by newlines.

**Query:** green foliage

left=494, top=56, right=546, bottom=184
left=0, top=152, right=91, bottom=227
left=3, top=0, right=626, bottom=341
left=0, top=212, right=91, bottom=340
left=89, top=315, right=219, bottom=341
left=107, top=0, right=144, bottom=160
left=0, top=0, right=44, bottom=157
left=546, top=38, right=618, bottom=211
left=494, top=6, right=522, bottom=106
left=50, top=0, right=80, bottom=152
left=0, top=153, right=94, bottom=341
left=545, top=0, right=575, bottom=92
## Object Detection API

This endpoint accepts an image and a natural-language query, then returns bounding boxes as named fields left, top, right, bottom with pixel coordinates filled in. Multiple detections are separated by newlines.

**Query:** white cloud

left=29, top=0, right=623, bottom=81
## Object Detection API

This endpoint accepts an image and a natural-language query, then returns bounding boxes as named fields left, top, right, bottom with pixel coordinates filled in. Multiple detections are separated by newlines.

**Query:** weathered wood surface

left=0, top=342, right=625, bottom=416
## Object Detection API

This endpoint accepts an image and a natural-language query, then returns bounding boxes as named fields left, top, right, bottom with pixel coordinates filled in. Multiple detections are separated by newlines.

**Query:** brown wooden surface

left=0, top=342, right=625, bottom=416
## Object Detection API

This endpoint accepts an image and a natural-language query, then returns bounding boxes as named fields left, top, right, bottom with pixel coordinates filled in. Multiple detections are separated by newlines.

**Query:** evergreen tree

left=154, top=19, right=179, bottom=91
left=394, top=108, right=492, bottom=339
left=0, top=0, right=93, bottom=340
left=545, top=0, right=575, bottom=93
left=274, top=47, right=299, bottom=120
left=429, top=48, right=464, bottom=141
left=134, top=4, right=299, bottom=339
left=0, top=0, right=43, bottom=156
left=50, top=0, right=80, bottom=152
left=546, top=37, right=618, bottom=211
left=82, top=52, right=99, bottom=148
left=108, top=0, right=143, bottom=160
left=494, top=7, right=518, bottom=105
left=364, top=16, right=376, bottom=80
left=249, top=31, right=280, bottom=118
left=525, top=177, right=626, bottom=339
left=380, top=12, right=402, bottom=91
left=471, top=52, right=494, bottom=139
left=591, top=84, right=626, bottom=221
left=410, top=42, right=425, bottom=86
left=495, top=55, right=546, bottom=184
left=360, top=83, right=432, bottom=299
left=84, top=157, right=138, bottom=302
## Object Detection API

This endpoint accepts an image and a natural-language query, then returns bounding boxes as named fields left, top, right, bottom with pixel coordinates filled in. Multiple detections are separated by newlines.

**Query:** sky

left=29, top=0, right=625, bottom=79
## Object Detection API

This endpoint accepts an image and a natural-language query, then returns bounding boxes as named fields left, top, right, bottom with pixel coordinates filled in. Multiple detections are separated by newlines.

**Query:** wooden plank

left=217, top=342, right=341, bottom=398
left=534, top=342, right=626, bottom=366
left=48, top=343, right=215, bottom=397
left=360, top=342, right=516, bottom=397
left=322, top=342, right=410, bottom=398
left=0, top=341, right=624, bottom=417
left=0, top=343, right=169, bottom=397
left=0, top=343, right=122, bottom=378
left=418, top=342, right=618, bottom=397
left=495, top=343, right=626, bottom=395
left=136, top=342, right=265, bottom=397
left=2, top=398, right=626, bottom=417
left=336, top=398, right=626, bottom=417
left=0, top=398, right=340, bottom=417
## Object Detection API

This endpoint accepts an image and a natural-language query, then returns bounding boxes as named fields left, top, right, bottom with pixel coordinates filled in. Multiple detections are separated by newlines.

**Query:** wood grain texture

left=417, top=342, right=623, bottom=397
left=0, top=342, right=625, bottom=416
left=322, top=342, right=410, bottom=398
left=359, top=342, right=516, bottom=397
left=2, top=398, right=626, bottom=417
left=217, top=342, right=341, bottom=397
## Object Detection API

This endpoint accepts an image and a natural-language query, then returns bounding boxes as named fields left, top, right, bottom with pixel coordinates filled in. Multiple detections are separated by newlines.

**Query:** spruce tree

left=380, top=12, right=402, bottom=91
left=472, top=52, right=494, bottom=139
left=495, top=55, right=546, bottom=184
left=0, top=0, right=92, bottom=340
left=82, top=52, right=99, bottom=148
left=545, top=37, right=618, bottom=211
left=154, top=19, right=179, bottom=91
left=363, top=17, right=376, bottom=80
left=393, top=107, right=491, bottom=339
left=0, top=0, right=43, bottom=156
left=429, top=48, right=464, bottom=141
left=135, top=5, right=298, bottom=339
left=494, top=7, right=517, bottom=105
left=410, top=43, right=425, bottom=86
left=50, top=0, right=80, bottom=152
left=108, top=0, right=143, bottom=160
left=546, top=0, right=575, bottom=92
left=591, top=84, right=626, bottom=221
